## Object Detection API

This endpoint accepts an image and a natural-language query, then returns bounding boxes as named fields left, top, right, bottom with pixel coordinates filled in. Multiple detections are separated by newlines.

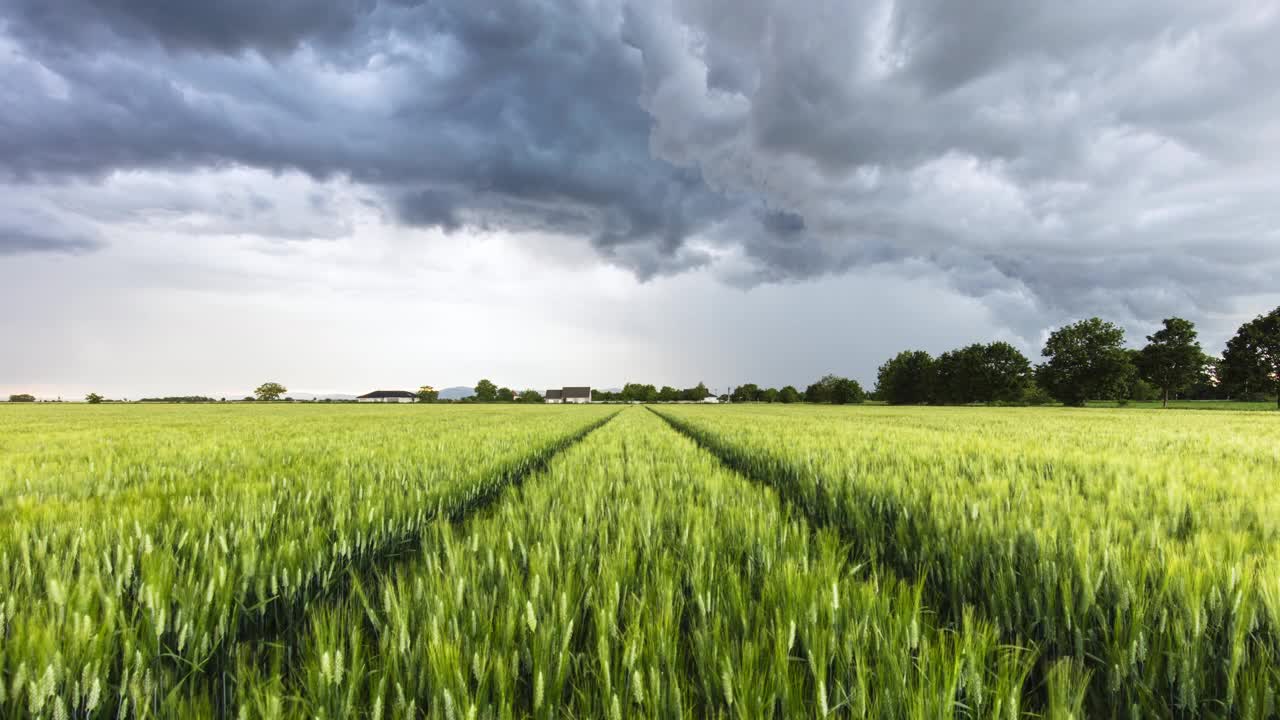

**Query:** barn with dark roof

left=357, top=390, right=417, bottom=403
left=545, top=387, right=591, bottom=404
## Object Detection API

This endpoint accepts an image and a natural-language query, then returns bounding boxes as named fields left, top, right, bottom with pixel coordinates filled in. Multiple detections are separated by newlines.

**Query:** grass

left=0, top=404, right=613, bottom=718
left=654, top=404, right=1280, bottom=716
left=1085, top=400, right=1278, bottom=411
left=248, top=408, right=1064, bottom=719
left=1, top=402, right=1276, bottom=717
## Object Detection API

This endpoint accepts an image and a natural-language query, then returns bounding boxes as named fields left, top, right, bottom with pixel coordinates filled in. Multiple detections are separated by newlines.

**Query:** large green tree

left=1220, top=307, right=1280, bottom=408
left=621, top=383, right=658, bottom=402
left=517, top=389, right=543, bottom=403
left=829, top=377, right=866, bottom=405
left=85, top=393, right=104, bottom=404
left=1036, top=318, right=1133, bottom=407
left=875, top=351, right=937, bottom=405
left=474, top=379, right=498, bottom=402
left=778, top=385, right=800, bottom=403
left=933, top=342, right=1032, bottom=404
left=804, top=374, right=865, bottom=404
left=730, top=383, right=761, bottom=403
left=255, top=382, right=287, bottom=401
left=1135, top=317, right=1206, bottom=407
left=416, top=385, right=440, bottom=403
left=682, top=382, right=711, bottom=402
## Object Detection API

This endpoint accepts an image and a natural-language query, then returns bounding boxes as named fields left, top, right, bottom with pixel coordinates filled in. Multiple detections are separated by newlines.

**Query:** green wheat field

left=2, top=403, right=1279, bottom=719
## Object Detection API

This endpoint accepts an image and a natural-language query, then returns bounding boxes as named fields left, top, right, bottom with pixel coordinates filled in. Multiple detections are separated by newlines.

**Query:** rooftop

left=357, top=390, right=417, bottom=399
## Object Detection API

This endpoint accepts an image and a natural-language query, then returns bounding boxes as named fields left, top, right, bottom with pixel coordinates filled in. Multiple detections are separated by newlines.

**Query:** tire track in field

left=648, top=407, right=1280, bottom=718
left=203, top=410, right=622, bottom=719
left=647, top=407, right=1070, bottom=713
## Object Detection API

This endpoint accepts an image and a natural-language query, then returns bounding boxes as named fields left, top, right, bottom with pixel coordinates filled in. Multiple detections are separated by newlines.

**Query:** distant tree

left=830, top=377, right=866, bottom=405
left=1036, top=318, right=1133, bottom=407
left=517, top=389, right=543, bottom=403
left=1220, top=306, right=1280, bottom=407
left=876, top=351, right=937, bottom=405
left=760, top=387, right=780, bottom=403
left=731, top=384, right=761, bottom=403
left=658, top=386, right=680, bottom=402
left=474, top=379, right=498, bottom=402
left=1135, top=317, right=1206, bottom=408
left=803, top=375, right=864, bottom=404
left=1022, top=382, right=1054, bottom=406
left=682, top=382, right=711, bottom=401
left=255, top=382, right=287, bottom=402
left=934, top=342, right=1032, bottom=404
left=9, top=393, right=36, bottom=402
left=778, top=385, right=800, bottom=404
left=980, top=342, right=1034, bottom=403
left=621, top=383, right=658, bottom=402
left=496, top=387, right=515, bottom=402
left=242, top=396, right=256, bottom=402
left=85, top=393, right=104, bottom=404
left=934, top=347, right=981, bottom=405
left=1126, top=377, right=1160, bottom=402
left=415, top=385, right=440, bottom=403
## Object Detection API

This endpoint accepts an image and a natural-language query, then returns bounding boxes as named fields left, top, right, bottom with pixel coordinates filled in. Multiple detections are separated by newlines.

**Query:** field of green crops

left=2, top=403, right=1278, bottom=718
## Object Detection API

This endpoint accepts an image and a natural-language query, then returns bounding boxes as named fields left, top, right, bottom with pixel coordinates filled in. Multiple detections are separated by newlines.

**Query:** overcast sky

left=3, top=1, right=1280, bottom=399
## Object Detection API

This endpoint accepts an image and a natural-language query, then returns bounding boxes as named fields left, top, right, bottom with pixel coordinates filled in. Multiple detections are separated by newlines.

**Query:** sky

left=3, top=1, right=1280, bottom=399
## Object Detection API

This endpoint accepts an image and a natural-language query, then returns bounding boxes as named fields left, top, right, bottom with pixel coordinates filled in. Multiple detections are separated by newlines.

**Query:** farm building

left=357, top=390, right=417, bottom=403
left=545, top=387, right=591, bottom=404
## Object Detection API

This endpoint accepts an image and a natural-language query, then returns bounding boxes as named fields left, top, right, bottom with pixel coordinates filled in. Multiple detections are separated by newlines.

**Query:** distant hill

left=437, top=386, right=474, bottom=400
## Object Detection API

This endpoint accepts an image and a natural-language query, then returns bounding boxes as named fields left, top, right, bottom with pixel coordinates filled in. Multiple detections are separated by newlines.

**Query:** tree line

left=719, top=306, right=1279, bottom=409
left=459, top=379, right=545, bottom=403
left=591, top=383, right=714, bottom=402
left=871, top=308, right=1279, bottom=408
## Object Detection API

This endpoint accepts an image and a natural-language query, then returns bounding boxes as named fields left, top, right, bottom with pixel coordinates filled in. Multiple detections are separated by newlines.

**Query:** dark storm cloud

left=3, top=0, right=1280, bottom=336
left=0, top=221, right=102, bottom=255
left=3, top=0, right=382, bottom=54
left=0, top=0, right=730, bottom=266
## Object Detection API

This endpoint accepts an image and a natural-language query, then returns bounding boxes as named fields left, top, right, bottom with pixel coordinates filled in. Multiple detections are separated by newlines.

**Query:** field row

left=654, top=405, right=1280, bottom=716
left=234, top=409, right=1082, bottom=719
left=0, top=405, right=614, bottom=719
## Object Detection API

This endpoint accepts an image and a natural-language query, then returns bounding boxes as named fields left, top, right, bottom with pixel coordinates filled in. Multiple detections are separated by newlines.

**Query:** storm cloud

left=0, top=220, right=101, bottom=255
left=2, top=0, right=1280, bottom=332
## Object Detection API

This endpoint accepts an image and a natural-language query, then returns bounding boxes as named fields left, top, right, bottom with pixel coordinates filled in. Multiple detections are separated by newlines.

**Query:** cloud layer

left=3, top=0, right=1280, bottom=338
